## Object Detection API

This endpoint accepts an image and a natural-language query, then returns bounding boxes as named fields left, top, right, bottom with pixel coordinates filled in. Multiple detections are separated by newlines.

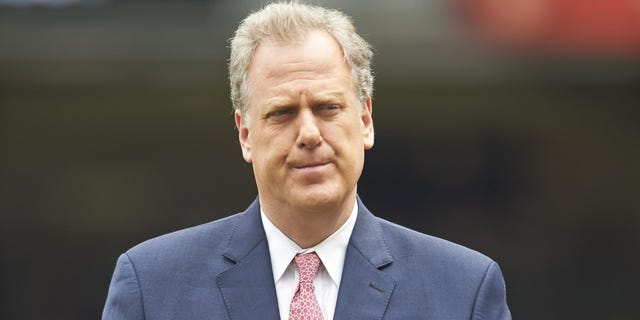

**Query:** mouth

left=289, top=161, right=333, bottom=181
left=293, top=162, right=330, bottom=170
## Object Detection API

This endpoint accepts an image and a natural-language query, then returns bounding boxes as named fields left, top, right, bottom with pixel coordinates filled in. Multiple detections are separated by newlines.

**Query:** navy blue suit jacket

left=103, top=198, right=511, bottom=319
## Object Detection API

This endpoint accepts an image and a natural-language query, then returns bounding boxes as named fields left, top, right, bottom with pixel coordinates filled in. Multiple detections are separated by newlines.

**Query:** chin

left=289, top=188, right=342, bottom=210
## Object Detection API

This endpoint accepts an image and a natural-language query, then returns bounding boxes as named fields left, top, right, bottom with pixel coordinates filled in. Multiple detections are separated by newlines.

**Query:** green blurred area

left=1, top=1, right=639, bottom=319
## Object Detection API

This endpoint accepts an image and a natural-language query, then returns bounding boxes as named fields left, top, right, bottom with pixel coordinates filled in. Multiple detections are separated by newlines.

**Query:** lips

left=293, top=162, right=329, bottom=169
left=288, top=157, right=333, bottom=170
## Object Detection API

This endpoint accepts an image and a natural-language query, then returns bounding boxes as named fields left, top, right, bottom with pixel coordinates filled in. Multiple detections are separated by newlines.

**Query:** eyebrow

left=264, top=91, right=347, bottom=108
left=314, top=92, right=346, bottom=104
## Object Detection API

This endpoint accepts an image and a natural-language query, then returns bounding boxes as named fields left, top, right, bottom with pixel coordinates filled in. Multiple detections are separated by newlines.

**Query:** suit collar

left=218, top=196, right=397, bottom=320
left=221, top=198, right=265, bottom=263
left=222, top=197, right=391, bottom=263
left=349, top=197, right=394, bottom=268
left=261, top=200, right=358, bottom=287
left=333, top=197, right=397, bottom=319
left=217, top=198, right=280, bottom=319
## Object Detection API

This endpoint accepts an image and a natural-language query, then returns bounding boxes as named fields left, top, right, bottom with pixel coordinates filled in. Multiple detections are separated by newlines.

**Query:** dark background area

left=1, top=0, right=638, bottom=319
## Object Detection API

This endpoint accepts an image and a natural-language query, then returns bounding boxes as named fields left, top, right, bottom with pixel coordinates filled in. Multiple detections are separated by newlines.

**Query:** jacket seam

left=124, top=252, right=147, bottom=320
left=470, top=260, right=494, bottom=320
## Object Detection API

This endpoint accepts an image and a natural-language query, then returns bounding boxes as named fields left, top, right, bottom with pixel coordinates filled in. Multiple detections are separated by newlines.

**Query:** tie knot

left=294, top=252, right=321, bottom=283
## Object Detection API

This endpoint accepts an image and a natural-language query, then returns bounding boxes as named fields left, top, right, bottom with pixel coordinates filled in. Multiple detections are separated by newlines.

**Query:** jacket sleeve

left=471, top=261, right=512, bottom=320
left=102, top=253, right=145, bottom=320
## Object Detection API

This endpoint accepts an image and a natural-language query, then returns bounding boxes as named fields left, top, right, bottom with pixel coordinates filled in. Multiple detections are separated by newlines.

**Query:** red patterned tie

left=289, top=252, right=324, bottom=320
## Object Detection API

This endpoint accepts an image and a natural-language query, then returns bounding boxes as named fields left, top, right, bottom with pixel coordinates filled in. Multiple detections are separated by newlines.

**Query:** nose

left=295, top=109, right=323, bottom=149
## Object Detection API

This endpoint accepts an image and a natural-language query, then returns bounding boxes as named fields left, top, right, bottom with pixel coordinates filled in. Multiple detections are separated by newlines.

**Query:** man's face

left=235, top=30, right=374, bottom=212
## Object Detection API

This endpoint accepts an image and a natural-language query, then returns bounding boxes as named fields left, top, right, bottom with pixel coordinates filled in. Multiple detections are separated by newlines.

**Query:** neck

left=260, top=192, right=356, bottom=249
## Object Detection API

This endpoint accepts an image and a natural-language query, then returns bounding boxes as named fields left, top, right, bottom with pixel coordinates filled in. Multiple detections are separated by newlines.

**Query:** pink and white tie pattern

left=289, top=252, right=324, bottom=320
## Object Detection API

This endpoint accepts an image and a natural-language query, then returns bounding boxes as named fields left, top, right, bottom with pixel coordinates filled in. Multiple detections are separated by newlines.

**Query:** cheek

left=334, top=123, right=366, bottom=161
left=324, top=122, right=364, bottom=148
left=251, top=130, right=293, bottom=163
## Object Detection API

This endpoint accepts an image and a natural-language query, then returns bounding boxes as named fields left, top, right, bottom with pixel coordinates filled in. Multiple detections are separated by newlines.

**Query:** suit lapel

left=217, top=199, right=280, bottom=320
left=334, top=198, right=397, bottom=320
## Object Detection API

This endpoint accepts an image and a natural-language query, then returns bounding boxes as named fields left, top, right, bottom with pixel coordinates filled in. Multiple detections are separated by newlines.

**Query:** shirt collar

left=261, top=200, right=358, bottom=287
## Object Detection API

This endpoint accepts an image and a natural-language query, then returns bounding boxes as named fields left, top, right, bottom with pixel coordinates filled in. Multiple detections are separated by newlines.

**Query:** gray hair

left=229, top=1, right=374, bottom=116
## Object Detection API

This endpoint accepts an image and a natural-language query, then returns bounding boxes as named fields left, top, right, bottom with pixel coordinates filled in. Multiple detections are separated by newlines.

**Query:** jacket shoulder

left=103, top=212, right=246, bottom=319
left=373, top=217, right=511, bottom=319
left=376, top=217, right=494, bottom=272
left=124, top=212, right=242, bottom=266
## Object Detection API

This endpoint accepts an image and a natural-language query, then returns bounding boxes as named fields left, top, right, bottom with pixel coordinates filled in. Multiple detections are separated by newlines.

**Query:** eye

left=316, top=104, right=340, bottom=115
left=265, top=108, right=294, bottom=121
left=270, top=110, right=291, bottom=116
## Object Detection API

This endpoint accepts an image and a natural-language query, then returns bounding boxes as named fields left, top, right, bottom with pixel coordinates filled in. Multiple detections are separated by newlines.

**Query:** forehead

left=246, top=30, right=355, bottom=104
left=248, top=30, right=347, bottom=78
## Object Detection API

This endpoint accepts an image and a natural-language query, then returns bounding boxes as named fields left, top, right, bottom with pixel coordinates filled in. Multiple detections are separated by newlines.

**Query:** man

left=103, top=2, right=511, bottom=319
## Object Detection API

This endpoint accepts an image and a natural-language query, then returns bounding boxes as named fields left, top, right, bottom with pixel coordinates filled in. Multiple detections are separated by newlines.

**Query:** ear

left=235, top=110, right=252, bottom=163
left=361, top=96, right=374, bottom=150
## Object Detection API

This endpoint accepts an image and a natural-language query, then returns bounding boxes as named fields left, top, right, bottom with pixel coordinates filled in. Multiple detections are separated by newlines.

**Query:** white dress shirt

left=261, top=201, right=358, bottom=320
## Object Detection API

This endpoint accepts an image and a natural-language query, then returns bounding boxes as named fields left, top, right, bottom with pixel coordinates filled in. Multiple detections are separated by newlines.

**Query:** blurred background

left=1, top=0, right=638, bottom=319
